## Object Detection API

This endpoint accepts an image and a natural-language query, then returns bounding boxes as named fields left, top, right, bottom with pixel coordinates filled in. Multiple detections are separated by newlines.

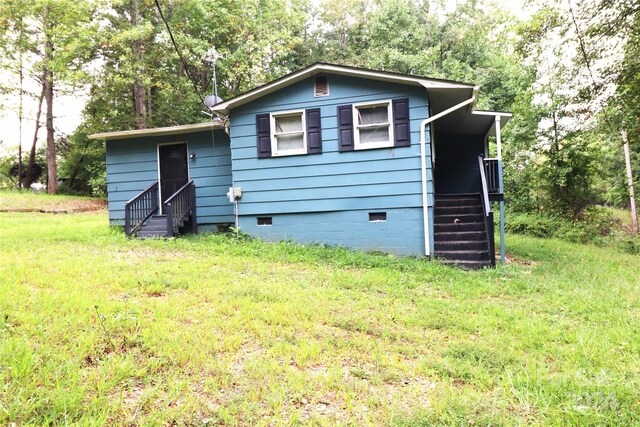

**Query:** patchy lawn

left=0, top=208, right=639, bottom=425
left=0, top=190, right=106, bottom=213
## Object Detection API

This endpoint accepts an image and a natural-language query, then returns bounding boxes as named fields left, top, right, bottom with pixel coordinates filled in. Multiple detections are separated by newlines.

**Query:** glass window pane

left=275, top=114, right=303, bottom=133
left=359, top=126, right=390, bottom=144
left=276, top=133, right=304, bottom=151
left=358, top=105, right=388, bottom=125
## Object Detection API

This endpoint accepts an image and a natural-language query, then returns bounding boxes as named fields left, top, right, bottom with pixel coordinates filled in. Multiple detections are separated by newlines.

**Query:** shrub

left=506, top=207, right=615, bottom=242
left=505, top=212, right=560, bottom=238
left=615, top=235, right=640, bottom=255
left=505, top=207, right=640, bottom=254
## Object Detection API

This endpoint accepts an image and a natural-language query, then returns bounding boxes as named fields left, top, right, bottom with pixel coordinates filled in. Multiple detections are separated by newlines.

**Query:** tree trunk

left=131, top=0, right=146, bottom=129
left=147, top=86, right=152, bottom=119
left=18, top=52, right=23, bottom=189
left=622, top=129, right=638, bottom=233
left=17, top=14, right=25, bottom=189
left=44, top=18, right=56, bottom=193
left=24, top=81, right=45, bottom=189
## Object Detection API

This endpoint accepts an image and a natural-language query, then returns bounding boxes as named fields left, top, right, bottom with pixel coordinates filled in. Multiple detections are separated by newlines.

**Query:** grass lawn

left=1, top=207, right=639, bottom=425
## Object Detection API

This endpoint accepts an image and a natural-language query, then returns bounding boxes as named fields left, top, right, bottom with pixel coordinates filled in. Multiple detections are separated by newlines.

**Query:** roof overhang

left=426, top=85, right=512, bottom=136
left=88, top=121, right=224, bottom=141
left=210, top=62, right=475, bottom=115
left=471, top=111, right=513, bottom=137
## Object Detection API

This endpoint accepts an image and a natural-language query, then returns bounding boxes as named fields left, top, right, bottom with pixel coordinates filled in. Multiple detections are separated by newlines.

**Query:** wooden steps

left=434, top=194, right=493, bottom=269
left=136, top=215, right=169, bottom=239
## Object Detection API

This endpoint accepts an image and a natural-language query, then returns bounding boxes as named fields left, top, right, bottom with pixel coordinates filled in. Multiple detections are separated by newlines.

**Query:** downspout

left=419, top=87, right=479, bottom=256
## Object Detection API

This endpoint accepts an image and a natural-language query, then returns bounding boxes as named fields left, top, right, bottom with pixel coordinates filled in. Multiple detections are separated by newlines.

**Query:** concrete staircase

left=434, top=194, right=493, bottom=269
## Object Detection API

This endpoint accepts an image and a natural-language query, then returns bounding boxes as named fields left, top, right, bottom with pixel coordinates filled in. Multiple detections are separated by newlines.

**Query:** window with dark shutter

left=306, top=108, right=322, bottom=154
left=314, top=75, right=329, bottom=97
left=392, top=98, right=410, bottom=147
left=354, top=101, right=393, bottom=149
left=272, top=111, right=306, bottom=156
left=256, top=114, right=272, bottom=158
left=337, top=105, right=354, bottom=152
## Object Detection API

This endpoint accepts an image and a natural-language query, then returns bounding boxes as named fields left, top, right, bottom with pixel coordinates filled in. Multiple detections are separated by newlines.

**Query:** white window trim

left=352, top=99, right=394, bottom=150
left=270, top=109, right=307, bottom=157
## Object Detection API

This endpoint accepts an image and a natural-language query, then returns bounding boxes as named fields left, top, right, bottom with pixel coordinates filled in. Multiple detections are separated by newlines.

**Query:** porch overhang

left=88, top=120, right=225, bottom=141
left=426, top=86, right=512, bottom=136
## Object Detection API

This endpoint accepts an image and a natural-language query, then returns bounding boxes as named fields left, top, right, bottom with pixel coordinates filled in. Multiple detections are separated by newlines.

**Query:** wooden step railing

left=483, top=158, right=500, bottom=194
left=163, top=180, right=196, bottom=237
left=125, top=182, right=159, bottom=236
left=478, top=155, right=496, bottom=267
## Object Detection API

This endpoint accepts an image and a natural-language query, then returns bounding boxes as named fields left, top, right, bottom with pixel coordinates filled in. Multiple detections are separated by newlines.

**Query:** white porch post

left=496, top=115, right=505, bottom=264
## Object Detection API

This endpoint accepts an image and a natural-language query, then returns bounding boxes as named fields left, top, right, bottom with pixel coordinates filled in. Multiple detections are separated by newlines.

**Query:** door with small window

left=158, top=143, right=189, bottom=210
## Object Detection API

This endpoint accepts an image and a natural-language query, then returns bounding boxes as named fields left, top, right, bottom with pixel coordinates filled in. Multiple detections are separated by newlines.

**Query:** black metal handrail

left=163, top=180, right=196, bottom=237
left=478, top=155, right=496, bottom=267
left=483, top=158, right=500, bottom=194
left=125, top=182, right=159, bottom=236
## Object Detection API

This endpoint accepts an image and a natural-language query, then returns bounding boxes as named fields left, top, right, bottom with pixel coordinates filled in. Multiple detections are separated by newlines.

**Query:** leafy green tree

left=0, top=0, right=97, bottom=193
left=83, top=0, right=309, bottom=133
left=57, top=128, right=106, bottom=196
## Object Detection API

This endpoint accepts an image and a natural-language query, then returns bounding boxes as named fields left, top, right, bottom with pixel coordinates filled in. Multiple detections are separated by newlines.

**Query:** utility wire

left=566, top=0, right=617, bottom=134
left=154, top=0, right=206, bottom=106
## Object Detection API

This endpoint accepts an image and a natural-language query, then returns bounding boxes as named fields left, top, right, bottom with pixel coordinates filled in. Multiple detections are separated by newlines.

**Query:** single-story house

left=89, top=63, right=510, bottom=268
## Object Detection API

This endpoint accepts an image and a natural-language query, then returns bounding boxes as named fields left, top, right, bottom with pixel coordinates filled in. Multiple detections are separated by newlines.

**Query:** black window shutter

left=337, top=105, right=354, bottom=152
left=306, top=108, right=322, bottom=154
left=392, top=98, right=410, bottom=147
left=256, top=114, right=272, bottom=158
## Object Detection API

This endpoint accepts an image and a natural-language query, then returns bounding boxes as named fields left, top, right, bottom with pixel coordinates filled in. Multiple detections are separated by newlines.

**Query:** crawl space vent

left=257, top=217, right=273, bottom=226
left=369, top=212, right=387, bottom=222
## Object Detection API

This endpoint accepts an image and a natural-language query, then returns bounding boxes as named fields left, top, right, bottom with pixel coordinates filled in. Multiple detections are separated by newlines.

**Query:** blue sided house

left=89, top=63, right=511, bottom=268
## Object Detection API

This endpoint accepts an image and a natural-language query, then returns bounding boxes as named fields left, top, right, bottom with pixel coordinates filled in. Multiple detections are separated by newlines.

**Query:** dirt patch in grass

left=503, top=253, right=535, bottom=266
left=0, top=191, right=107, bottom=213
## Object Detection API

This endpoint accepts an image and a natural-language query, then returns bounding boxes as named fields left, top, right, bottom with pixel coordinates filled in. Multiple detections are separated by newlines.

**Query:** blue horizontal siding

left=243, top=169, right=421, bottom=192
left=233, top=76, right=429, bottom=116
left=239, top=208, right=425, bottom=256
left=237, top=194, right=432, bottom=216
left=106, top=130, right=233, bottom=226
left=229, top=73, right=433, bottom=255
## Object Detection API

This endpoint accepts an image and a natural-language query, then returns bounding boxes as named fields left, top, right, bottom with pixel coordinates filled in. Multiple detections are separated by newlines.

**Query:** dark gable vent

left=257, top=217, right=272, bottom=226
left=314, top=75, right=329, bottom=97
left=369, top=212, right=387, bottom=222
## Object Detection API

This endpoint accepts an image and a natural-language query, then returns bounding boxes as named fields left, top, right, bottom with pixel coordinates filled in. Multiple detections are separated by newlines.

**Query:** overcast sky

left=0, top=69, right=87, bottom=155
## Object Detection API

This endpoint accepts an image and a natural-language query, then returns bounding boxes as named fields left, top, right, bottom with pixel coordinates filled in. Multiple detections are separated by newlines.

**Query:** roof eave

left=88, top=121, right=224, bottom=141
left=212, top=63, right=476, bottom=113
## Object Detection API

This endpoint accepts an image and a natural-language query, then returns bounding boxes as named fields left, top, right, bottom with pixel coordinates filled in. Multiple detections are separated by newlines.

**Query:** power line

left=154, top=0, right=206, bottom=106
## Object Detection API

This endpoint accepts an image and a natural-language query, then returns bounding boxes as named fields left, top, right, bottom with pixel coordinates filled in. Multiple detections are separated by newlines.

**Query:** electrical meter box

left=227, top=187, right=242, bottom=203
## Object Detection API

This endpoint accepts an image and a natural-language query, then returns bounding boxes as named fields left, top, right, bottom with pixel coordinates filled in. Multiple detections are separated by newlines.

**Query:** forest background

left=0, top=0, right=638, bottom=245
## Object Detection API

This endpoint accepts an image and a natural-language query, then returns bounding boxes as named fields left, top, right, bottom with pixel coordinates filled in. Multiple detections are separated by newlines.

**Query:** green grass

left=1, top=209, right=639, bottom=425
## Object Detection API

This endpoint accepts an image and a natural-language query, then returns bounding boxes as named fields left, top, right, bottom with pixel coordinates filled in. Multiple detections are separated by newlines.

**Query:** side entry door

left=158, top=143, right=189, bottom=211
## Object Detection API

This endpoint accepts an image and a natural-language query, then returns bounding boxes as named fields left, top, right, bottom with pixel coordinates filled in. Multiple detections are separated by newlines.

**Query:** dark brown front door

left=158, top=143, right=189, bottom=209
